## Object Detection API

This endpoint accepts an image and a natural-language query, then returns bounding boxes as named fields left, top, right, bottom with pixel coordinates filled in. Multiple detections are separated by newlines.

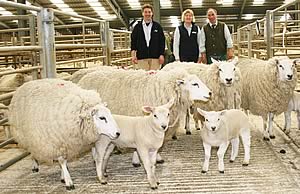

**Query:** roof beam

left=179, top=0, right=183, bottom=14
left=238, top=0, right=247, bottom=20
left=0, top=22, right=10, bottom=29
left=104, top=0, right=129, bottom=29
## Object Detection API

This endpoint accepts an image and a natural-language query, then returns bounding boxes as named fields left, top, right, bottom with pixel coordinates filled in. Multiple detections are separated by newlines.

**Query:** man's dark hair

left=142, top=4, right=153, bottom=12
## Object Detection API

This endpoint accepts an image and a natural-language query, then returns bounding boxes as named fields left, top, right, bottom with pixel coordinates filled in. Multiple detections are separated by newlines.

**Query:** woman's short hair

left=181, top=9, right=195, bottom=23
left=142, top=4, right=153, bottom=12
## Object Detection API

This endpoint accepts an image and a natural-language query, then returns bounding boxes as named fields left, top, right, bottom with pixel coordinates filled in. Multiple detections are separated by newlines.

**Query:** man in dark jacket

left=131, top=4, right=165, bottom=70
left=200, top=8, right=234, bottom=64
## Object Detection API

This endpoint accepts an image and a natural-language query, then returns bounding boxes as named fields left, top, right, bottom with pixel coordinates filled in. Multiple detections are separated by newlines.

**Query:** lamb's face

left=177, top=75, right=212, bottom=102
left=213, top=57, right=238, bottom=86
left=142, top=98, right=174, bottom=132
left=91, top=104, right=120, bottom=139
left=271, top=57, right=296, bottom=81
left=197, top=109, right=225, bottom=133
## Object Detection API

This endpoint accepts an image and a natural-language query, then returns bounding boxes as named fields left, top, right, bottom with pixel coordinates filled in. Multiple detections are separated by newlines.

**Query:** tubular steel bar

left=0, top=46, right=41, bottom=52
left=56, top=56, right=105, bottom=65
left=0, top=66, right=42, bottom=77
left=0, top=152, right=30, bottom=172
left=0, top=136, right=13, bottom=149
left=55, top=44, right=106, bottom=49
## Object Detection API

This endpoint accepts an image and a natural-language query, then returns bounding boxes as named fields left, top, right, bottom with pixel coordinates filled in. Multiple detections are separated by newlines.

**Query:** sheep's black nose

left=161, top=125, right=167, bottom=130
left=287, top=74, right=293, bottom=80
left=211, top=126, right=216, bottom=131
left=226, top=78, right=232, bottom=83
left=116, top=132, right=120, bottom=137
left=208, top=92, right=212, bottom=97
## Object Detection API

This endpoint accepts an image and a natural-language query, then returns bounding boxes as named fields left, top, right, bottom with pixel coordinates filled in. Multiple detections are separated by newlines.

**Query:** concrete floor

left=0, top=114, right=300, bottom=194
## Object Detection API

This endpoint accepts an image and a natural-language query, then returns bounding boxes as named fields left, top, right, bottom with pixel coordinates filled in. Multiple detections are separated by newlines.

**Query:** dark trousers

left=180, top=55, right=198, bottom=63
left=207, top=54, right=227, bottom=64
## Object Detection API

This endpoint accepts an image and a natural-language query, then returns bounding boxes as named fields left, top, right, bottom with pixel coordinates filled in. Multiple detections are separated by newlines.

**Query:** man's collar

left=143, top=19, right=153, bottom=25
left=209, top=20, right=218, bottom=27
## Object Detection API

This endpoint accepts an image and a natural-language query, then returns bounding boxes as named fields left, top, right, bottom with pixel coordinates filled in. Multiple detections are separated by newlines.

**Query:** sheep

left=284, top=91, right=300, bottom=134
left=162, top=58, right=242, bottom=134
left=197, top=109, right=251, bottom=173
left=8, top=79, right=120, bottom=190
left=78, top=67, right=212, bottom=166
left=237, top=56, right=298, bottom=140
left=93, top=98, right=174, bottom=189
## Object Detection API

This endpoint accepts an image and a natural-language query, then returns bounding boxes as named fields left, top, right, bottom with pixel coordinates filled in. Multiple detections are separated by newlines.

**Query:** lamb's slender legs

left=217, top=142, right=229, bottom=173
left=137, top=147, right=158, bottom=189
left=132, top=151, right=164, bottom=167
left=268, top=113, right=275, bottom=139
left=262, top=115, right=270, bottom=141
left=240, top=127, right=251, bottom=166
left=185, top=109, right=191, bottom=135
left=230, top=138, right=239, bottom=162
left=202, top=142, right=211, bottom=173
left=102, top=143, right=115, bottom=178
left=149, top=150, right=159, bottom=184
left=32, top=158, right=39, bottom=173
left=284, top=111, right=292, bottom=133
left=297, top=111, right=300, bottom=131
left=58, top=156, right=74, bottom=190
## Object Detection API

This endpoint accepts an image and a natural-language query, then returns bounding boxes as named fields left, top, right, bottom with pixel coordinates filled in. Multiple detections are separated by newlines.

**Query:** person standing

left=200, top=8, right=234, bottom=64
left=131, top=4, right=165, bottom=70
left=173, top=9, right=201, bottom=63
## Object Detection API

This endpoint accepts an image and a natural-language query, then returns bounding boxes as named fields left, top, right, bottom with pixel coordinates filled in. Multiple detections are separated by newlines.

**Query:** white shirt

left=173, top=23, right=201, bottom=61
left=142, top=20, right=153, bottom=47
left=200, top=20, right=233, bottom=53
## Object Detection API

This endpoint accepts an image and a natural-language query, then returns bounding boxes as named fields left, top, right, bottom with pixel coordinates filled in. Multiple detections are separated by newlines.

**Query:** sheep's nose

left=225, top=78, right=232, bottom=83
left=208, top=92, right=212, bottom=97
left=161, top=125, right=167, bottom=130
left=211, top=126, right=216, bottom=131
left=116, top=132, right=120, bottom=137
left=287, top=74, right=293, bottom=80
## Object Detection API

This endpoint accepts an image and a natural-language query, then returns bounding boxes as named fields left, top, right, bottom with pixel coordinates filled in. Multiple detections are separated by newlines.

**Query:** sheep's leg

left=297, top=111, right=300, bottom=131
left=94, top=135, right=112, bottom=184
left=185, top=108, right=191, bottom=135
left=137, top=147, right=158, bottom=189
left=217, top=142, right=229, bottom=173
left=132, top=151, right=141, bottom=167
left=240, top=127, right=251, bottom=166
left=58, top=156, right=74, bottom=190
left=102, top=143, right=115, bottom=178
left=284, top=111, right=292, bottom=133
left=193, top=111, right=200, bottom=130
left=262, top=115, right=270, bottom=141
left=149, top=150, right=159, bottom=185
left=32, top=158, right=39, bottom=173
left=156, top=153, right=164, bottom=164
left=229, top=138, right=239, bottom=162
left=202, top=142, right=211, bottom=173
left=268, top=113, right=275, bottom=139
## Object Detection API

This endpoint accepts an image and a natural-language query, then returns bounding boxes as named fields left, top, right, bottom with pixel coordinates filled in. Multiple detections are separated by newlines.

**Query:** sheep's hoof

left=186, top=131, right=192, bottom=135
left=61, top=179, right=65, bottom=183
left=32, top=168, right=39, bottom=173
left=151, top=186, right=158, bottom=190
left=242, top=163, right=249, bottom=166
left=66, top=185, right=75, bottom=190
left=157, top=182, right=160, bottom=185
left=101, top=181, right=107, bottom=185
left=156, top=159, right=164, bottom=164
left=172, top=136, right=177, bottom=140
left=229, top=160, right=234, bottom=163
left=196, top=128, right=201, bottom=131
left=104, top=174, right=108, bottom=177
left=270, top=135, right=275, bottom=139
left=132, top=163, right=141, bottom=168
left=201, top=170, right=207, bottom=173
left=263, top=137, right=270, bottom=141
left=219, top=171, right=225, bottom=174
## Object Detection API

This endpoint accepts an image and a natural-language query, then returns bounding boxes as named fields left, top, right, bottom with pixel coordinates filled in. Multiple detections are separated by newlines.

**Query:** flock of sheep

left=4, top=56, right=299, bottom=190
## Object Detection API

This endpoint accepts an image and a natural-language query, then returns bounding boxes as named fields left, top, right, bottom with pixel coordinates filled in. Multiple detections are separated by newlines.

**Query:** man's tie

left=212, top=24, right=216, bottom=29
left=146, top=23, right=150, bottom=26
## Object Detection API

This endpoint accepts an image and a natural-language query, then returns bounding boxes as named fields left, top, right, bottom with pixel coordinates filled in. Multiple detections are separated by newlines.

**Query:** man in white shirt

left=173, top=9, right=201, bottom=63
left=200, top=8, right=234, bottom=64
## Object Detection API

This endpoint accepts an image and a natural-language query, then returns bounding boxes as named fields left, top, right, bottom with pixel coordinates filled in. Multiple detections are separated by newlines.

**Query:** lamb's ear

left=165, top=97, right=175, bottom=109
left=293, top=58, right=300, bottom=66
left=142, top=106, right=153, bottom=114
left=103, top=102, right=108, bottom=107
left=176, top=79, right=185, bottom=86
left=197, top=108, right=206, bottom=117
left=220, top=110, right=227, bottom=116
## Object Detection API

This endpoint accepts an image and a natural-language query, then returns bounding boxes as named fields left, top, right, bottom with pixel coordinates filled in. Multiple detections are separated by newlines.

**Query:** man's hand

left=227, top=48, right=234, bottom=60
left=131, top=56, right=138, bottom=64
left=159, top=55, right=165, bottom=64
left=201, top=53, right=207, bottom=64
left=197, top=57, right=202, bottom=63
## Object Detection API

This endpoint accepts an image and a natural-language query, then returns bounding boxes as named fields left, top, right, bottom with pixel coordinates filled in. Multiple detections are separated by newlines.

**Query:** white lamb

left=197, top=109, right=251, bottom=173
left=162, top=58, right=242, bottom=134
left=237, top=56, right=298, bottom=140
left=284, top=91, right=300, bottom=133
left=8, top=79, right=120, bottom=190
left=93, top=98, right=174, bottom=189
